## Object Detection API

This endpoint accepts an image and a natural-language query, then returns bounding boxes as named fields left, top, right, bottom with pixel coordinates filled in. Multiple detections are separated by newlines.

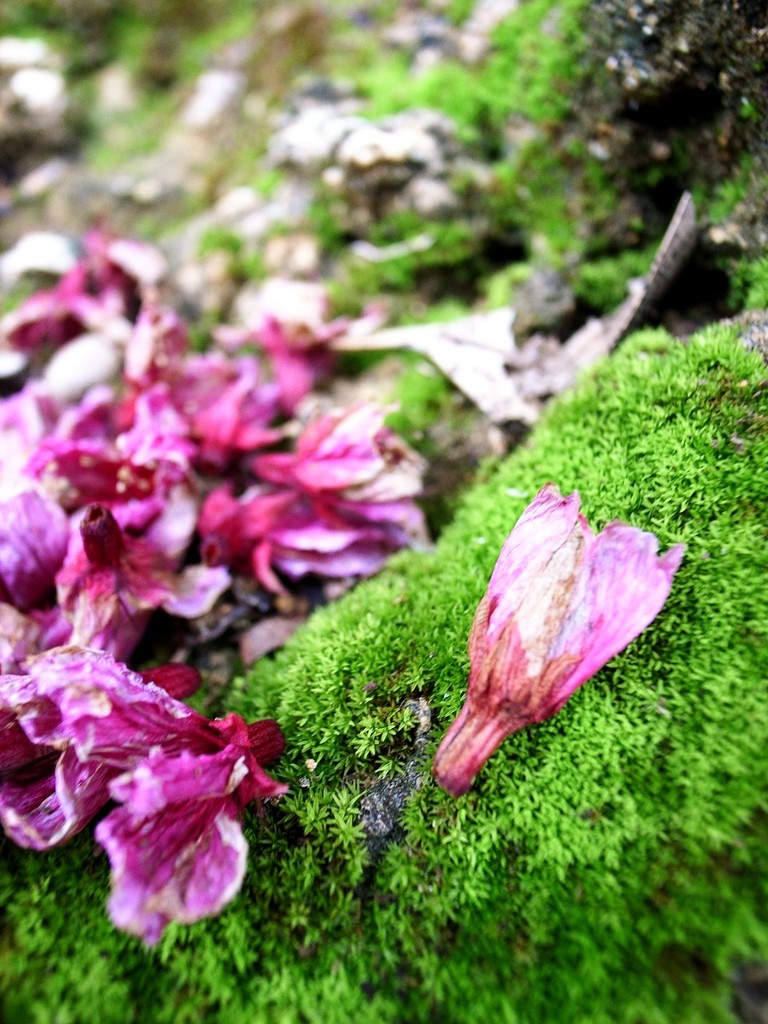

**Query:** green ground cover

left=1, top=325, right=766, bottom=1023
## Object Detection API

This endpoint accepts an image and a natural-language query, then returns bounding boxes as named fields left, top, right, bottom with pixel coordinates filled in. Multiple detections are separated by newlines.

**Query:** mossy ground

left=2, top=325, right=767, bottom=1023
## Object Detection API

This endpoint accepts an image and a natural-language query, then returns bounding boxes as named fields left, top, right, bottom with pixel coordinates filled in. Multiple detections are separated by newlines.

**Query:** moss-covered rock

left=2, top=324, right=767, bottom=1023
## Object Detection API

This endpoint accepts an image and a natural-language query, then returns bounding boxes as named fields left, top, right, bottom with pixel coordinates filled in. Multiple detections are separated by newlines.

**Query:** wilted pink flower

left=263, top=498, right=424, bottom=589
left=27, top=385, right=195, bottom=523
left=82, top=228, right=166, bottom=301
left=0, top=269, right=128, bottom=354
left=199, top=483, right=297, bottom=592
left=0, top=653, right=201, bottom=850
left=52, top=383, right=115, bottom=442
left=215, top=279, right=383, bottom=414
left=249, top=405, right=428, bottom=588
left=433, top=484, right=685, bottom=797
left=0, top=604, right=44, bottom=672
left=0, top=490, right=68, bottom=609
left=182, top=355, right=283, bottom=472
left=96, top=713, right=285, bottom=945
left=4, top=646, right=286, bottom=944
left=56, top=504, right=230, bottom=659
left=254, top=403, right=426, bottom=504
left=199, top=479, right=424, bottom=594
left=0, top=603, right=72, bottom=673
left=0, top=714, right=113, bottom=850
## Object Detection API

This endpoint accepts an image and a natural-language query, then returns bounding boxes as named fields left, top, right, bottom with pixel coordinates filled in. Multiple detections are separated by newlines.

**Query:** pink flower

left=263, top=498, right=424, bottom=589
left=214, top=279, right=383, bottom=414
left=254, top=403, right=426, bottom=504
left=182, top=355, right=282, bottom=472
left=0, top=268, right=128, bottom=354
left=0, top=382, right=61, bottom=482
left=199, top=483, right=295, bottom=567
left=433, top=484, right=685, bottom=796
left=0, top=654, right=201, bottom=850
left=96, top=714, right=285, bottom=945
left=27, top=386, right=196, bottom=542
left=249, top=405, right=428, bottom=589
left=82, top=228, right=166, bottom=301
left=5, top=646, right=286, bottom=944
left=56, top=504, right=230, bottom=660
left=199, top=481, right=425, bottom=594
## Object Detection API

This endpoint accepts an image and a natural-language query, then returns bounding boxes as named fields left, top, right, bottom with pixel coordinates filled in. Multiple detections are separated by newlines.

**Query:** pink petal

left=548, top=524, right=685, bottom=707
left=95, top=736, right=286, bottom=945
left=0, top=603, right=45, bottom=672
left=106, top=237, right=167, bottom=287
left=16, top=648, right=208, bottom=768
left=0, top=685, right=113, bottom=849
left=137, top=663, right=201, bottom=701
left=0, top=491, right=68, bottom=610
left=96, top=792, right=247, bottom=945
left=486, top=484, right=583, bottom=642
left=160, top=564, right=231, bottom=618
left=124, top=303, right=188, bottom=390
left=0, top=709, right=41, bottom=771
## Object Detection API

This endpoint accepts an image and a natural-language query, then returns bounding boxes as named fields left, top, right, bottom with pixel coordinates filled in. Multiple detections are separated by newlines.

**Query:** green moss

left=483, top=262, right=533, bottom=309
left=2, top=326, right=767, bottom=1023
left=698, top=156, right=754, bottom=225
left=332, top=216, right=483, bottom=316
left=573, top=242, right=657, bottom=312
left=444, top=0, right=476, bottom=25
left=484, top=142, right=621, bottom=266
left=729, top=257, right=768, bottom=310
left=359, top=0, right=589, bottom=142
left=84, top=86, right=179, bottom=171
left=196, top=226, right=266, bottom=286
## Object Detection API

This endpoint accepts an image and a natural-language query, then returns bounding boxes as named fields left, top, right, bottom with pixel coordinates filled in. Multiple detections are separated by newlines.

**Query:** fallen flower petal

left=254, top=403, right=426, bottom=503
left=214, top=278, right=379, bottom=414
left=189, top=356, right=282, bottom=472
left=433, top=484, right=685, bottom=796
left=265, top=500, right=417, bottom=585
left=1, top=653, right=205, bottom=850
left=0, top=672, right=113, bottom=848
left=0, top=382, right=61, bottom=484
left=123, top=302, right=189, bottom=392
left=0, top=746, right=113, bottom=850
left=0, top=490, right=68, bottom=609
left=95, top=762, right=251, bottom=946
left=95, top=723, right=286, bottom=944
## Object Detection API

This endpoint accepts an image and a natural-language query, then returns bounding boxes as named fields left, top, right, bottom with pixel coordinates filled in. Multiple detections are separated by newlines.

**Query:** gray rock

left=41, top=333, right=122, bottom=403
left=383, top=10, right=458, bottom=71
left=268, top=105, right=365, bottom=169
left=0, top=231, right=78, bottom=289
left=8, top=68, right=66, bottom=115
left=511, top=268, right=577, bottom=339
left=0, top=38, right=72, bottom=177
left=95, top=64, right=137, bottom=115
left=182, top=69, right=245, bottom=130
left=585, top=0, right=768, bottom=254
left=0, top=37, right=55, bottom=71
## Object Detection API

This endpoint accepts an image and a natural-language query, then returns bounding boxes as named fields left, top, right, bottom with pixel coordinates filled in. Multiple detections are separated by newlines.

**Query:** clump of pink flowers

left=0, top=227, right=428, bottom=941
left=0, top=646, right=286, bottom=944
left=433, top=484, right=685, bottom=796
